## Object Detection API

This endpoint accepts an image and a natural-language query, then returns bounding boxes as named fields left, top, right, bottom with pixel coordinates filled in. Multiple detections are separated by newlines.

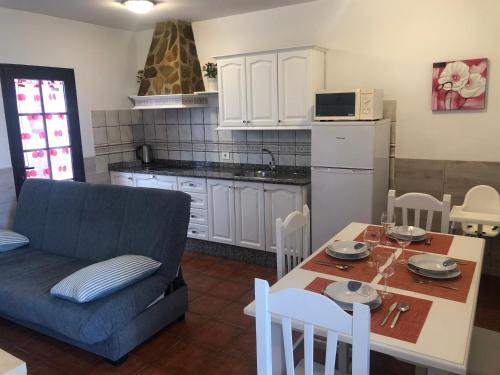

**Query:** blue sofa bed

left=0, top=179, right=191, bottom=362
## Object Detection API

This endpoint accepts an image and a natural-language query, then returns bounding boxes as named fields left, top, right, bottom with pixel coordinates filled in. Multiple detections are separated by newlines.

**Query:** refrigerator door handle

left=311, top=166, right=373, bottom=174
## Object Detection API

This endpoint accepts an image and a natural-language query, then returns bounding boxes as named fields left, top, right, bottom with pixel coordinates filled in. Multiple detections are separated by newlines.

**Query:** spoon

left=313, top=260, right=351, bottom=271
left=390, top=302, right=410, bottom=328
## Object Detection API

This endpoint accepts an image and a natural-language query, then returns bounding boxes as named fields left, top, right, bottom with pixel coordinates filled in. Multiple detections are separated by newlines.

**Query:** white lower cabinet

left=134, top=174, right=178, bottom=190
left=234, top=181, right=265, bottom=250
left=111, top=172, right=309, bottom=251
left=264, top=183, right=305, bottom=253
left=207, top=179, right=235, bottom=244
left=110, top=172, right=134, bottom=186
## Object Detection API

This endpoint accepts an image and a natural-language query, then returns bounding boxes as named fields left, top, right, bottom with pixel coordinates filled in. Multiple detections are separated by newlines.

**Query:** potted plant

left=202, top=62, right=218, bottom=91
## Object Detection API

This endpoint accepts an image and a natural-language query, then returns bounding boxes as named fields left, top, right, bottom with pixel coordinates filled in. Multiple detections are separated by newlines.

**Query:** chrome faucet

left=262, top=148, right=277, bottom=172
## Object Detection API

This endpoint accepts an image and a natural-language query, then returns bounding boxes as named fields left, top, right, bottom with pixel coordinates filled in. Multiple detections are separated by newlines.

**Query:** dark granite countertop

left=108, top=160, right=311, bottom=186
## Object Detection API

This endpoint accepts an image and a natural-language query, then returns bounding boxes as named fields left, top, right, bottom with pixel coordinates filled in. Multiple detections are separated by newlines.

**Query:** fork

left=413, top=278, right=459, bottom=290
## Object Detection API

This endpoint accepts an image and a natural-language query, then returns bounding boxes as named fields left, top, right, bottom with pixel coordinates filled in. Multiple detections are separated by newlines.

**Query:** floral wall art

left=432, top=58, right=487, bottom=111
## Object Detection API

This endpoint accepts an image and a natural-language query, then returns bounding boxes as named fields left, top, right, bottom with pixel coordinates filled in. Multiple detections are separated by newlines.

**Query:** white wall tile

left=165, top=109, right=179, bottom=124
left=91, top=110, right=106, bottom=128
left=105, top=110, right=119, bottom=127
left=106, top=127, right=121, bottom=144
left=118, top=110, right=132, bottom=125
left=93, top=127, right=107, bottom=145
left=191, top=108, right=204, bottom=124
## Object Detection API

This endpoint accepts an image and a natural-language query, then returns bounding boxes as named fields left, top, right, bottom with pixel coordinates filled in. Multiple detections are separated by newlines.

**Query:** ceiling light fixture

left=122, top=0, right=155, bottom=14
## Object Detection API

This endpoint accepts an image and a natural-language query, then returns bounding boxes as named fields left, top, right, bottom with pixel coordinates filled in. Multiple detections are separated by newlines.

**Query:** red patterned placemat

left=305, top=277, right=433, bottom=344
left=300, top=246, right=390, bottom=282
left=382, top=250, right=476, bottom=303
left=354, top=225, right=454, bottom=255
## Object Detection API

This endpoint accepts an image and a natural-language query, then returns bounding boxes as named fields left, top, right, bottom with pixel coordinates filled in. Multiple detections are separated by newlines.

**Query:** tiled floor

left=0, top=250, right=498, bottom=374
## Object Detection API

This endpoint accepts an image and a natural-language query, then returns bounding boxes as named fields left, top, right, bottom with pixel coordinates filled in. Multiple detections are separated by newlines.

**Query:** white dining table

left=244, top=222, right=485, bottom=375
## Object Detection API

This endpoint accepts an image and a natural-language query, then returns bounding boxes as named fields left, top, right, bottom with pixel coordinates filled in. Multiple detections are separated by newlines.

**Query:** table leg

left=271, top=321, right=286, bottom=374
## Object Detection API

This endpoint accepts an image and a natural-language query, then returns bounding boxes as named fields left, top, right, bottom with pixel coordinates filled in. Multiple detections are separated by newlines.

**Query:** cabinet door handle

left=128, top=177, right=133, bottom=180
left=191, top=230, right=197, bottom=234
left=188, top=183, right=195, bottom=187
left=190, top=215, right=196, bottom=218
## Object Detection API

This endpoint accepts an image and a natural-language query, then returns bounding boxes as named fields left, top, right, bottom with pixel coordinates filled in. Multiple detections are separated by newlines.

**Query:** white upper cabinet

left=207, top=179, right=235, bottom=244
left=245, top=53, right=278, bottom=127
left=234, top=181, right=266, bottom=250
left=218, top=57, right=247, bottom=127
left=215, top=46, right=325, bottom=129
left=279, top=50, right=311, bottom=126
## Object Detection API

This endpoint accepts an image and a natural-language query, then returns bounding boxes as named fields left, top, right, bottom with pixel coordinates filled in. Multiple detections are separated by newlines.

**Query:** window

left=0, top=65, right=85, bottom=195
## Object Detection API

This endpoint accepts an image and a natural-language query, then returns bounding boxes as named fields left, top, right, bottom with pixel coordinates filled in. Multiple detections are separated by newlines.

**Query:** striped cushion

left=51, top=255, right=162, bottom=303
left=0, top=229, right=29, bottom=252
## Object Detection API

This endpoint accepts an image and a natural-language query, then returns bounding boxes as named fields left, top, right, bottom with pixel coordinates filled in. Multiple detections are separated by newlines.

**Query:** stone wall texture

left=139, top=21, right=205, bottom=96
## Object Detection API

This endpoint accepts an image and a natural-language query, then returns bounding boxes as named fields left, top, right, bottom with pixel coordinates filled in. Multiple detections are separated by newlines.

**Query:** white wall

left=0, top=8, right=140, bottom=168
left=193, top=0, right=500, bottom=162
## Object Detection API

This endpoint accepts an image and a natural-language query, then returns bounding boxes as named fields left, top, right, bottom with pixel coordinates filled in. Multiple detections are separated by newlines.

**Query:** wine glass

left=363, top=228, right=381, bottom=267
left=381, top=211, right=397, bottom=246
left=394, top=225, right=412, bottom=264
left=376, top=251, right=395, bottom=299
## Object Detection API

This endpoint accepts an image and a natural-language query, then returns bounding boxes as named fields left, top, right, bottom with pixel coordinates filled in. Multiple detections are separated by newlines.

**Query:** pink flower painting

left=432, top=58, right=488, bottom=111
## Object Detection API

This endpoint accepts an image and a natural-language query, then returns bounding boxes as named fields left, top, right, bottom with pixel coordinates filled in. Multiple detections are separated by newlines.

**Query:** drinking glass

left=380, top=211, right=397, bottom=246
left=376, top=251, right=395, bottom=299
left=394, top=225, right=412, bottom=264
left=363, top=228, right=381, bottom=267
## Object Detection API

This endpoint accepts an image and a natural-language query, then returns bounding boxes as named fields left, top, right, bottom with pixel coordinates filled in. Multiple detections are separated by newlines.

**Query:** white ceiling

left=0, top=0, right=316, bottom=31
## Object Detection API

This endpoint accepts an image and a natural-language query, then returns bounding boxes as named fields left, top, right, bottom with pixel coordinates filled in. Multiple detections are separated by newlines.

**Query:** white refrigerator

left=311, top=119, right=391, bottom=250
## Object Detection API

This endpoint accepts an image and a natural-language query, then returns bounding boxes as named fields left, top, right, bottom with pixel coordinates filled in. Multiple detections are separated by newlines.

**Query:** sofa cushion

left=0, top=230, right=29, bottom=252
left=51, top=255, right=162, bottom=303
left=13, top=179, right=191, bottom=285
left=0, top=248, right=167, bottom=344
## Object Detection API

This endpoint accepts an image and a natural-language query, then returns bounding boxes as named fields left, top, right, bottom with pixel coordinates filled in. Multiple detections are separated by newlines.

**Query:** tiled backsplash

left=91, top=108, right=311, bottom=172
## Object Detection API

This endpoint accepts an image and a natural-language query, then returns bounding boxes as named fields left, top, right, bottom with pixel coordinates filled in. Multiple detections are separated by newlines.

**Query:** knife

left=380, top=302, right=397, bottom=326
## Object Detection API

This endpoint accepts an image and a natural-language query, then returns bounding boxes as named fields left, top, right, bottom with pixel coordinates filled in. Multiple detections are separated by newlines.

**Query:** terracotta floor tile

left=166, top=312, right=209, bottom=338
left=224, top=327, right=257, bottom=361
left=216, top=301, right=255, bottom=329
left=132, top=331, right=180, bottom=364
left=237, top=289, right=256, bottom=305
left=205, top=279, right=252, bottom=301
left=184, top=273, right=221, bottom=293
left=204, top=351, right=256, bottom=375
left=0, top=250, right=498, bottom=374
left=188, top=294, right=230, bottom=316
left=188, top=320, right=245, bottom=351
left=151, top=339, right=218, bottom=374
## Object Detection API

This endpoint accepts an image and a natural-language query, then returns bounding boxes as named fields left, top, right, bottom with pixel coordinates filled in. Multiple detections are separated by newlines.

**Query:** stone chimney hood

left=129, top=20, right=211, bottom=109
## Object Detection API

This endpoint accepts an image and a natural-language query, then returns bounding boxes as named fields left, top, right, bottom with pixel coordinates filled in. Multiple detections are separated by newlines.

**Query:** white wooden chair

left=387, top=190, right=451, bottom=233
left=255, top=278, right=370, bottom=375
left=459, top=185, right=500, bottom=237
left=276, top=205, right=310, bottom=280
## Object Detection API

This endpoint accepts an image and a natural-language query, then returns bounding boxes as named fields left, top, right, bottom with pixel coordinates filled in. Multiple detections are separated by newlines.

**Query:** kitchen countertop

left=108, top=161, right=311, bottom=186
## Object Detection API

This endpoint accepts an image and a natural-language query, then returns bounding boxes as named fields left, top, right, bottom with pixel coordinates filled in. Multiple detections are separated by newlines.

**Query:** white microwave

left=314, top=89, right=384, bottom=121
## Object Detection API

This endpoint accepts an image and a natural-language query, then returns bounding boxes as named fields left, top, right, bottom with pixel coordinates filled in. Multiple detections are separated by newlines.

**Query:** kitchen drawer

left=178, top=177, right=207, bottom=193
left=189, top=208, right=207, bottom=225
left=187, top=224, right=208, bottom=240
left=134, top=173, right=178, bottom=190
left=188, top=192, right=207, bottom=209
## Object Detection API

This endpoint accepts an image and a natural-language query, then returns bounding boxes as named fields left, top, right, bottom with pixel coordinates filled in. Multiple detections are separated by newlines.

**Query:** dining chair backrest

left=276, top=205, right=310, bottom=280
left=255, top=278, right=370, bottom=375
left=387, top=190, right=451, bottom=233
left=462, top=185, right=500, bottom=214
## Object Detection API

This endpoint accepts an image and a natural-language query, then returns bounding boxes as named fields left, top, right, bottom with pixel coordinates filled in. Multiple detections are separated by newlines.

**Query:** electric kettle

left=136, top=144, right=153, bottom=164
